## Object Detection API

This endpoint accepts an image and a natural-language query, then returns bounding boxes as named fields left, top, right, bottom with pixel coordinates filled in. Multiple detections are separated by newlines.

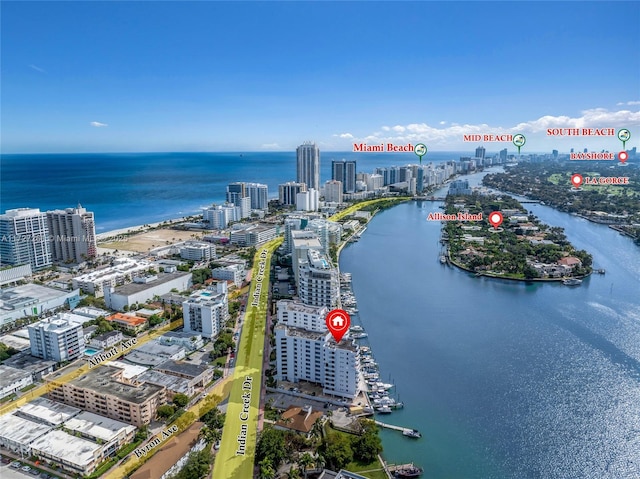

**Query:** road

left=212, top=238, right=282, bottom=479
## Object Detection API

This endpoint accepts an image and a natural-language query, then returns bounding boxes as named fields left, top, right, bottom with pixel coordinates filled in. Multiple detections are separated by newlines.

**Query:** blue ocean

left=1, top=151, right=468, bottom=232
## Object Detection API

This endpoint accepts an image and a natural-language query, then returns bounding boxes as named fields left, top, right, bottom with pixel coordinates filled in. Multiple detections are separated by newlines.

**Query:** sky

left=1, top=1, right=639, bottom=153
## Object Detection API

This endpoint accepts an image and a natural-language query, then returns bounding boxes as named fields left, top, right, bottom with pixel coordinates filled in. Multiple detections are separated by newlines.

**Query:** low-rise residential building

left=63, top=411, right=136, bottom=457
left=104, top=271, right=192, bottom=311
left=30, top=429, right=105, bottom=476
left=0, top=414, right=52, bottom=457
left=211, top=263, right=245, bottom=287
left=158, top=331, right=204, bottom=351
left=3, top=351, right=56, bottom=381
left=0, top=365, right=33, bottom=399
left=106, top=312, right=148, bottom=333
left=124, top=341, right=186, bottom=367
left=47, top=365, right=166, bottom=426
left=274, top=405, right=323, bottom=436
left=137, top=370, right=194, bottom=399
left=16, top=397, right=80, bottom=426
left=90, top=330, right=124, bottom=349
left=229, top=223, right=277, bottom=246
left=155, top=360, right=213, bottom=389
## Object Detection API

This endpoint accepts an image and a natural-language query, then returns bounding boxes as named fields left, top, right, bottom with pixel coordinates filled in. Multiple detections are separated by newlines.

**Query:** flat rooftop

left=16, top=397, right=81, bottom=426
left=63, top=365, right=164, bottom=404
left=0, top=283, right=72, bottom=310
left=3, top=352, right=56, bottom=373
left=138, top=370, right=192, bottom=395
left=156, top=360, right=210, bottom=379
left=64, top=411, right=136, bottom=442
left=112, top=272, right=190, bottom=296
left=30, top=429, right=102, bottom=469
left=108, top=360, right=149, bottom=380
left=0, top=414, right=52, bottom=445
left=0, top=364, right=32, bottom=386
left=0, top=333, right=30, bottom=350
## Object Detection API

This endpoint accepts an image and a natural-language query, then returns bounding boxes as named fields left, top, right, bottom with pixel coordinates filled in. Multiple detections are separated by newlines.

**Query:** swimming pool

left=84, top=348, right=101, bottom=356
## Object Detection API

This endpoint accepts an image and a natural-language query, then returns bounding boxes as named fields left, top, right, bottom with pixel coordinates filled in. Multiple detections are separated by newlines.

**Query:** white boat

left=402, top=429, right=422, bottom=438
left=351, top=325, right=364, bottom=333
left=440, top=255, right=447, bottom=264
left=562, top=278, right=583, bottom=286
left=376, top=405, right=392, bottom=414
left=352, top=332, right=368, bottom=339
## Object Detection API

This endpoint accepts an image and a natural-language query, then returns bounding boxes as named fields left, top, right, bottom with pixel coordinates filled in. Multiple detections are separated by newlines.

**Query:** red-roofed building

left=107, top=313, right=148, bottom=333
left=557, top=257, right=582, bottom=269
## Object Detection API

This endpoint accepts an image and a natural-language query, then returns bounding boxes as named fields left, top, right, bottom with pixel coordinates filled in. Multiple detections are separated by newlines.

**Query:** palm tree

left=310, top=417, right=324, bottom=446
left=259, top=458, right=276, bottom=479
left=286, top=467, right=301, bottom=479
left=297, top=452, right=314, bottom=479
left=199, top=425, right=222, bottom=445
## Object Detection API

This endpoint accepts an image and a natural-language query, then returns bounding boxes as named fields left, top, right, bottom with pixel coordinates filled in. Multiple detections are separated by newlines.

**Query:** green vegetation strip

left=212, top=238, right=282, bottom=479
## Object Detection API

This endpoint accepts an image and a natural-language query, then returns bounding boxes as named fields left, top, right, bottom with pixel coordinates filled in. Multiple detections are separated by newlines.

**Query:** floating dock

left=375, top=420, right=418, bottom=436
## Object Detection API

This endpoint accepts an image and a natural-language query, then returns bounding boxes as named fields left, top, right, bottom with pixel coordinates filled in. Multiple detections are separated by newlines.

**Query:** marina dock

left=375, top=420, right=419, bottom=436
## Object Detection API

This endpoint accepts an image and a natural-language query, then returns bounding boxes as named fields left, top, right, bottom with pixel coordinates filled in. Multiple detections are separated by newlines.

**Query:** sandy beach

left=95, top=216, right=193, bottom=241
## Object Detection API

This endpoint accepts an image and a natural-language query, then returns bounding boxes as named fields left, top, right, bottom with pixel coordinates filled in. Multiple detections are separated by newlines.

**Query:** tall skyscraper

left=0, top=208, right=52, bottom=270
left=46, top=204, right=97, bottom=263
left=331, top=160, right=356, bottom=193
left=324, top=180, right=343, bottom=203
left=475, top=146, right=486, bottom=159
left=297, top=142, right=320, bottom=191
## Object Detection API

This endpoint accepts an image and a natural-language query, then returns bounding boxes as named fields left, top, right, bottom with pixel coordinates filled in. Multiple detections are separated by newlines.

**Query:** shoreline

left=95, top=216, right=193, bottom=241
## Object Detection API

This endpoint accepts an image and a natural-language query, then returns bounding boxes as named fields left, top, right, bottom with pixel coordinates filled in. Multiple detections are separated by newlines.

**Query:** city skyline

left=1, top=1, right=638, bottom=154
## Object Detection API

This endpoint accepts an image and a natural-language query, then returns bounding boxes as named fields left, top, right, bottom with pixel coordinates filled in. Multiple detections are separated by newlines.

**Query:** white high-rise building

left=46, top=204, right=97, bottom=263
left=324, top=180, right=343, bottom=203
left=291, top=232, right=323, bottom=285
left=366, top=174, right=384, bottom=191
left=28, top=318, right=85, bottom=362
left=182, top=282, right=228, bottom=339
left=296, top=188, right=319, bottom=212
left=298, top=249, right=338, bottom=308
left=274, top=300, right=360, bottom=398
left=0, top=208, right=52, bottom=270
left=203, top=204, right=236, bottom=229
left=296, top=142, right=320, bottom=191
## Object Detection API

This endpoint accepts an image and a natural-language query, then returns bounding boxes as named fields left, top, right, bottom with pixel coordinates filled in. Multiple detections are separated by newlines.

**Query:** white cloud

left=261, top=143, right=281, bottom=149
left=336, top=133, right=354, bottom=139
left=344, top=107, right=639, bottom=147
left=90, top=121, right=108, bottom=127
left=617, top=101, right=640, bottom=106
left=29, top=64, right=46, bottom=73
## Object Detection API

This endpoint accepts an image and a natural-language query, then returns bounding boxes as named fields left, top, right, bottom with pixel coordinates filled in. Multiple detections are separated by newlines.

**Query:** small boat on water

left=376, top=405, right=392, bottom=414
left=393, top=465, right=424, bottom=478
left=440, top=255, right=447, bottom=264
left=563, top=278, right=583, bottom=286
left=351, top=325, right=364, bottom=332
left=402, top=429, right=422, bottom=438
left=352, top=332, right=368, bottom=339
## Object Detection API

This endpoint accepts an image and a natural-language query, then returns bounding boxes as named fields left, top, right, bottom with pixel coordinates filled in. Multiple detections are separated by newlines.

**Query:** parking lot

left=0, top=461, right=60, bottom=479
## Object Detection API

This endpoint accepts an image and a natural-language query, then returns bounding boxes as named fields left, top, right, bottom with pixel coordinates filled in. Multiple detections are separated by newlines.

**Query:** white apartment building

left=179, top=241, right=216, bottom=261
left=298, top=249, right=338, bottom=308
left=46, top=204, right=97, bottom=263
left=182, top=282, right=229, bottom=339
left=279, top=182, right=307, bottom=206
left=291, top=232, right=323, bottom=284
left=229, top=223, right=277, bottom=247
left=28, top=317, right=85, bottom=362
left=296, top=188, right=319, bottom=212
left=324, top=180, right=343, bottom=203
left=72, top=257, right=153, bottom=297
left=203, top=204, right=236, bottom=229
left=211, top=263, right=245, bottom=287
left=275, top=301, right=360, bottom=399
left=0, top=207, right=52, bottom=270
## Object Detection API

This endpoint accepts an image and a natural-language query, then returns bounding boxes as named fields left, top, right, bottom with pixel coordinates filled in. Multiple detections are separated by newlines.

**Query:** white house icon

left=332, top=315, right=345, bottom=328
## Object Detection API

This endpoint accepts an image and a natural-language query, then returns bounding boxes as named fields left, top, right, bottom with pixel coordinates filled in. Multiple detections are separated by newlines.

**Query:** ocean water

left=1, top=151, right=468, bottom=232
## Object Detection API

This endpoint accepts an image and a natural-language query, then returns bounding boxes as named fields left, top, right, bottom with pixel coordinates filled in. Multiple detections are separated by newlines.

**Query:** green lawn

left=325, top=424, right=387, bottom=479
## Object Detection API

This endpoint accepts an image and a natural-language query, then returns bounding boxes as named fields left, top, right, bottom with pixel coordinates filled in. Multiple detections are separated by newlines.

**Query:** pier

left=375, top=420, right=419, bottom=436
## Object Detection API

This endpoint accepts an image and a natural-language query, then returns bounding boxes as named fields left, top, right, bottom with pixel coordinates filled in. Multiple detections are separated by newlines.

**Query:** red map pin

left=326, top=309, right=351, bottom=343
left=488, top=211, right=503, bottom=229
left=619, top=151, right=629, bottom=164
left=571, top=174, right=584, bottom=188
